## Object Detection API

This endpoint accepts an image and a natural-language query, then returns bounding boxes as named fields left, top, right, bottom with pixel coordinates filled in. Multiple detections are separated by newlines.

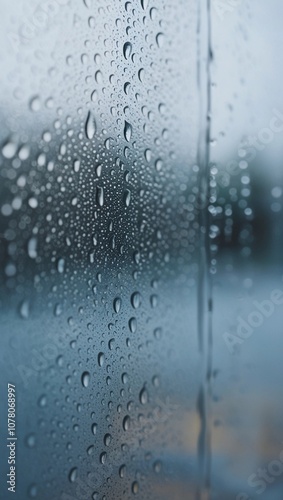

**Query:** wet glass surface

left=1, top=1, right=283, bottom=499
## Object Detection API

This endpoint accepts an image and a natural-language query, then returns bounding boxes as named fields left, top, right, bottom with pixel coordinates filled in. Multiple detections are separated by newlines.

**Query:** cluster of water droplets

left=0, top=0, right=206, bottom=498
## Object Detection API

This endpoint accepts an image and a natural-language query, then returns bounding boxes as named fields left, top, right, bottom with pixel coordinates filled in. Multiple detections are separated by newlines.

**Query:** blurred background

left=0, top=1, right=283, bottom=499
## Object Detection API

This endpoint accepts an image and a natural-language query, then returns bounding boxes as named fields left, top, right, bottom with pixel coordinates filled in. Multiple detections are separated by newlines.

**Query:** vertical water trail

left=196, top=0, right=213, bottom=499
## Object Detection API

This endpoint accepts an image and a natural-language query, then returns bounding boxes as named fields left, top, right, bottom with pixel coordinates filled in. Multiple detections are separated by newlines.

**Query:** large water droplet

left=87, top=445, right=94, bottom=455
left=29, top=96, right=41, bottom=112
left=129, top=317, right=137, bottom=333
left=114, top=297, right=121, bottom=313
left=94, top=69, right=102, bottom=83
left=91, top=90, right=98, bottom=102
left=28, top=197, right=38, bottom=209
left=155, top=159, right=163, bottom=171
left=131, top=292, right=141, bottom=309
left=19, top=299, right=30, bottom=319
left=2, top=140, right=17, bottom=159
left=73, top=159, right=80, bottom=172
left=18, top=144, right=30, bottom=160
left=124, top=121, right=132, bottom=142
left=81, top=371, right=90, bottom=388
left=98, top=352, right=105, bottom=367
left=96, top=164, right=102, bottom=177
left=139, top=386, right=148, bottom=405
left=141, top=0, right=149, bottom=9
left=54, top=303, right=62, bottom=317
left=119, top=464, right=126, bottom=478
left=69, top=467, right=78, bottom=483
left=123, top=415, right=130, bottom=431
left=104, top=433, right=112, bottom=446
left=123, top=42, right=132, bottom=60
left=156, top=32, right=165, bottom=48
left=138, top=68, right=145, bottom=82
left=85, top=111, right=97, bottom=140
left=144, top=149, right=151, bottom=162
left=57, top=258, right=65, bottom=273
left=123, top=189, right=131, bottom=207
left=28, top=237, right=38, bottom=259
left=96, top=186, right=104, bottom=207
left=124, top=82, right=130, bottom=95
left=132, top=481, right=139, bottom=494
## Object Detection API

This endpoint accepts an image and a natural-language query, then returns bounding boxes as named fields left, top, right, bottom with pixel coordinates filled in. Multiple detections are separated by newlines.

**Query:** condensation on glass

left=1, top=0, right=283, bottom=499
left=0, top=1, right=200, bottom=499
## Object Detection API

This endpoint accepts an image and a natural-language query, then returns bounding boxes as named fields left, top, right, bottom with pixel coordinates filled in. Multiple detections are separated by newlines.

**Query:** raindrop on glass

left=81, top=371, right=90, bottom=388
left=85, top=111, right=97, bottom=140
left=124, top=121, right=132, bottom=142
